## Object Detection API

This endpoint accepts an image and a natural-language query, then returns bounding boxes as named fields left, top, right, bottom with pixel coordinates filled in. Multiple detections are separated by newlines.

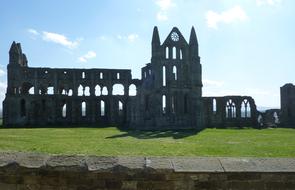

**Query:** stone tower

left=134, top=26, right=203, bottom=129
left=280, top=83, right=295, bottom=127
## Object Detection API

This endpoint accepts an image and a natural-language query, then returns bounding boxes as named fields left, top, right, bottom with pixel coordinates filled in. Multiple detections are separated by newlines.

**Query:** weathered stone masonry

left=3, top=26, right=259, bottom=129
left=0, top=152, right=294, bottom=190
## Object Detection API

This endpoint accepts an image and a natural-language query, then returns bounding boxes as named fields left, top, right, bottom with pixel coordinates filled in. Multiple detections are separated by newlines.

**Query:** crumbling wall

left=203, top=96, right=258, bottom=128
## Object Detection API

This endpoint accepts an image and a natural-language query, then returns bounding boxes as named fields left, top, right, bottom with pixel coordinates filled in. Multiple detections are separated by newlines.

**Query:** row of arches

left=19, top=98, right=124, bottom=120
left=165, top=47, right=183, bottom=60
left=61, top=100, right=107, bottom=118
left=24, top=84, right=137, bottom=96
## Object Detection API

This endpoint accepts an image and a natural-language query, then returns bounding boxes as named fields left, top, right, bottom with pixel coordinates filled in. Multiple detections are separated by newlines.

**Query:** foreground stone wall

left=0, top=152, right=294, bottom=190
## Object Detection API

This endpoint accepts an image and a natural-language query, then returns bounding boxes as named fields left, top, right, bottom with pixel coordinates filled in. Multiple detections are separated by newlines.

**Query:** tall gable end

left=162, top=27, right=188, bottom=47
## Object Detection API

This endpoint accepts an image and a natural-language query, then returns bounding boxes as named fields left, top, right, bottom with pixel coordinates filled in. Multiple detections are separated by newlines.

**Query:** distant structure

left=280, top=83, right=295, bottom=127
left=2, top=26, right=259, bottom=129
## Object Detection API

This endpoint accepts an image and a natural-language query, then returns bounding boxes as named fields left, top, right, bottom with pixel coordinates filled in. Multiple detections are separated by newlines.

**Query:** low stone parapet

left=0, top=152, right=294, bottom=189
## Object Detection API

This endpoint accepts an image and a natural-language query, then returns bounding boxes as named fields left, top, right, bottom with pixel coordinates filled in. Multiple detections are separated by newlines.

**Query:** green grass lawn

left=0, top=126, right=294, bottom=157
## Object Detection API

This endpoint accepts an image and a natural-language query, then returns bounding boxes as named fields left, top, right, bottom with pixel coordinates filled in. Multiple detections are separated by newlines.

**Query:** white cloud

left=203, top=79, right=225, bottom=87
left=127, top=34, right=139, bottom=42
left=157, top=12, right=168, bottom=21
left=27, top=28, right=39, bottom=36
left=206, top=6, right=248, bottom=29
left=78, top=51, right=97, bottom=63
left=42, top=31, right=81, bottom=49
left=155, top=0, right=175, bottom=11
left=0, top=81, right=7, bottom=107
left=256, top=0, right=282, bottom=6
left=155, top=0, right=175, bottom=22
left=116, top=34, right=139, bottom=42
left=0, top=68, right=5, bottom=77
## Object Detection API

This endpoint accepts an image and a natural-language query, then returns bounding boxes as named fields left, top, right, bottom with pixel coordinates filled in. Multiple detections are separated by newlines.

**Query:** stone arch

left=102, top=86, right=108, bottom=95
left=226, top=99, right=236, bottom=119
left=84, top=86, right=90, bottom=96
left=78, top=85, right=83, bottom=96
left=162, top=95, right=166, bottom=114
left=100, top=100, right=105, bottom=116
left=128, top=84, right=137, bottom=96
left=273, top=112, right=280, bottom=124
left=21, top=82, right=33, bottom=95
left=68, top=89, right=73, bottom=96
left=62, top=103, right=67, bottom=118
left=213, top=98, right=217, bottom=113
left=95, top=85, right=101, bottom=96
left=112, top=84, right=124, bottom=95
left=165, top=47, right=169, bottom=59
left=47, top=86, right=54, bottom=95
left=180, top=49, right=183, bottom=60
left=81, top=101, right=86, bottom=117
left=173, top=66, right=177, bottom=80
left=163, top=66, right=166, bottom=86
left=118, top=100, right=123, bottom=117
left=29, top=87, right=35, bottom=95
left=241, top=99, right=251, bottom=118
left=172, top=47, right=176, bottom=59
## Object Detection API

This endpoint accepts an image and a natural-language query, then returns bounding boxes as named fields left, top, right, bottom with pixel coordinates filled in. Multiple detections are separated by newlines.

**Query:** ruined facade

left=2, top=27, right=259, bottom=129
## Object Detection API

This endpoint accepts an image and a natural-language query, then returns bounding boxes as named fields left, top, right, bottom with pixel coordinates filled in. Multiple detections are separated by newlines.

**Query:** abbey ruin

left=4, top=26, right=292, bottom=129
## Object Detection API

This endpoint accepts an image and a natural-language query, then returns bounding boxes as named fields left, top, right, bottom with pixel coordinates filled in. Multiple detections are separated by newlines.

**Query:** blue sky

left=0, top=0, right=294, bottom=109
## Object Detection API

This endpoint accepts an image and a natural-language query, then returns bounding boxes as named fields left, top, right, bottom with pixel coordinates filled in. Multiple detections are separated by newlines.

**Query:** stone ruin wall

left=2, top=27, right=266, bottom=129
left=3, top=61, right=141, bottom=126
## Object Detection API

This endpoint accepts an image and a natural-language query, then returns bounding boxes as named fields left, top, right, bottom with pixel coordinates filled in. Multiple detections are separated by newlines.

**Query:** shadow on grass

left=106, top=129, right=203, bottom=139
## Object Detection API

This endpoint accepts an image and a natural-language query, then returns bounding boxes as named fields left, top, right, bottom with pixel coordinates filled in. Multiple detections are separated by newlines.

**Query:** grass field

left=0, top=126, right=294, bottom=157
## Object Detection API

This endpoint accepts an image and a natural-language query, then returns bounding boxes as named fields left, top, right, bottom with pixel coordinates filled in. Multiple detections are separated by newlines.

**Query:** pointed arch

left=163, top=66, right=166, bottom=86
left=129, top=84, right=137, bottom=96
left=112, top=84, right=124, bottom=95
left=118, top=100, right=123, bottom=116
left=84, top=86, right=90, bottom=96
left=165, top=47, right=169, bottom=59
left=162, top=95, right=166, bottom=114
left=29, top=87, right=34, bottom=95
left=213, top=98, right=217, bottom=113
left=180, top=49, right=183, bottom=60
left=226, top=99, right=236, bottom=119
left=81, top=101, right=86, bottom=117
left=241, top=99, right=251, bottom=118
left=172, top=47, right=176, bottom=59
left=68, top=89, right=73, bottom=96
left=173, top=66, right=177, bottom=80
left=78, top=85, right=83, bottom=96
left=62, top=103, right=67, bottom=118
left=47, top=86, right=54, bottom=95
left=95, top=85, right=101, bottom=96
left=102, top=86, right=108, bottom=95
left=100, top=100, right=105, bottom=116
